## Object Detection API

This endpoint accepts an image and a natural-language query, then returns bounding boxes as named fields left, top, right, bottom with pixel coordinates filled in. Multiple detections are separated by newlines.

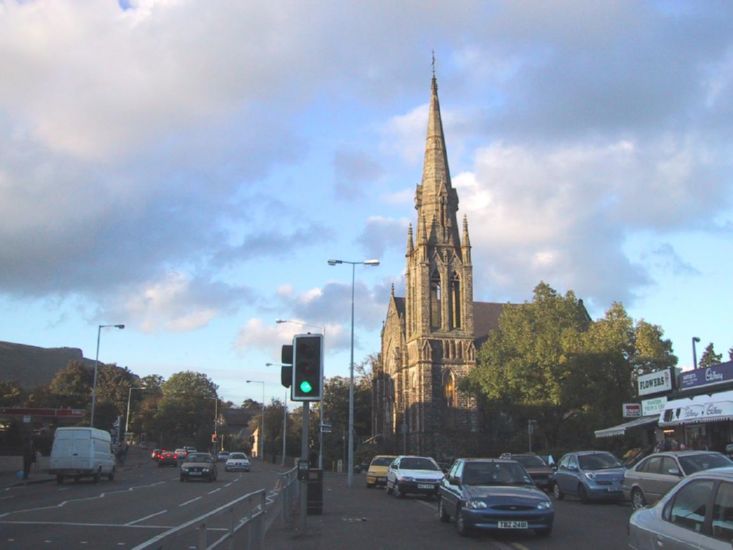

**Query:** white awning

left=594, top=415, right=659, bottom=439
left=659, top=390, right=733, bottom=427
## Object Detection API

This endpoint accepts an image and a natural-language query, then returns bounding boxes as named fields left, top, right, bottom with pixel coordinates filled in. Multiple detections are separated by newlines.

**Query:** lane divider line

left=126, top=510, right=168, bottom=526
left=207, top=488, right=221, bottom=495
left=178, top=496, right=201, bottom=507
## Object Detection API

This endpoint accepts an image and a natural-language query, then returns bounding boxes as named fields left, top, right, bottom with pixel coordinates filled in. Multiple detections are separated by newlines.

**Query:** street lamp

left=91, top=324, right=125, bottom=427
left=266, top=363, right=290, bottom=466
left=124, top=385, right=148, bottom=442
left=246, top=380, right=265, bottom=460
left=692, top=336, right=701, bottom=369
left=276, top=319, right=327, bottom=469
left=327, top=258, right=379, bottom=487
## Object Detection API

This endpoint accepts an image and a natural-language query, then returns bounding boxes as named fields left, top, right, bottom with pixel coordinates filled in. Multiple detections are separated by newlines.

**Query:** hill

left=0, top=341, right=89, bottom=389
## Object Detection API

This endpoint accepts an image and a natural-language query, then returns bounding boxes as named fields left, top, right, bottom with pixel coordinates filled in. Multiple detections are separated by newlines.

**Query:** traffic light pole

left=299, top=401, right=309, bottom=532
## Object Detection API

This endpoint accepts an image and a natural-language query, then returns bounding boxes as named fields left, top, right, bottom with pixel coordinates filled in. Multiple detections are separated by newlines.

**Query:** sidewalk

left=265, top=473, right=388, bottom=550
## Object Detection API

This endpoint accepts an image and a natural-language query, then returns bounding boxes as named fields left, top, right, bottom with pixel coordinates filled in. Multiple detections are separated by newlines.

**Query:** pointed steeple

left=414, top=65, right=460, bottom=248
left=461, top=215, right=472, bottom=264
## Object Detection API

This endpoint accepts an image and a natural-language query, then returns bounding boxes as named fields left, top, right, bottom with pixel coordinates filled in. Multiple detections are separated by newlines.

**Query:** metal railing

left=132, top=466, right=298, bottom=550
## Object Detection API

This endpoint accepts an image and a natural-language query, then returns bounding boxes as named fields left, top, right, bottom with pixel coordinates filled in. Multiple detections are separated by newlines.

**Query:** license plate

left=417, top=483, right=434, bottom=489
left=188, top=471, right=201, bottom=476
left=498, top=521, right=528, bottom=529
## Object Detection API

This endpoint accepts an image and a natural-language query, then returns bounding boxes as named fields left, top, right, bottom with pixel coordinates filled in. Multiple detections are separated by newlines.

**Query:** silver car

left=623, top=450, right=731, bottom=510
left=629, top=466, right=733, bottom=550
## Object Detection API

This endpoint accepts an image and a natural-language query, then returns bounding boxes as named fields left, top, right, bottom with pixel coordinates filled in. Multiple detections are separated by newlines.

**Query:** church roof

left=473, top=301, right=509, bottom=346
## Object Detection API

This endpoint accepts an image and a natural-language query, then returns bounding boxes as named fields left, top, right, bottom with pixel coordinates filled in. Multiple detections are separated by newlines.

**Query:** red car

left=151, top=449, right=162, bottom=460
left=157, top=450, right=177, bottom=467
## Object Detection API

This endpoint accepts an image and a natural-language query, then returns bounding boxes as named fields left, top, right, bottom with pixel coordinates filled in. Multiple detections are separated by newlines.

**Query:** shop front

left=658, top=390, right=733, bottom=452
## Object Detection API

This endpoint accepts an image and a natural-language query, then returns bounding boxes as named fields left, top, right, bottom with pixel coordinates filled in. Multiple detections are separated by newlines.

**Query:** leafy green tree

left=699, top=343, right=723, bottom=369
left=47, top=360, right=92, bottom=409
left=152, top=371, right=219, bottom=449
left=0, top=380, right=24, bottom=407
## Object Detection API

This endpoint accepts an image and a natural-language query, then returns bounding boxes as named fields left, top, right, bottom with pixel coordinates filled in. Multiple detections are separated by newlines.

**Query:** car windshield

left=578, top=453, right=621, bottom=470
left=462, top=462, right=532, bottom=486
left=679, top=453, right=732, bottom=475
left=513, top=455, right=547, bottom=468
left=371, top=457, right=393, bottom=466
left=229, top=453, right=246, bottom=459
left=400, top=457, right=439, bottom=470
left=186, top=453, right=212, bottom=463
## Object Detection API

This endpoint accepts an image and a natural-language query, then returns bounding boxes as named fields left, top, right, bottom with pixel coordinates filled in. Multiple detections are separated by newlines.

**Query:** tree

left=466, top=283, right=678, bottom=453
left=699, top=343, right=723, bottom=369
left=47, top=360, right=92, bottom=409
left=0, top=380, right=24, bottom=407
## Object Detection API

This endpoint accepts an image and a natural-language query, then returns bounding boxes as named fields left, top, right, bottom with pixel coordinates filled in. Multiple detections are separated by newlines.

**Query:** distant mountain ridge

left=0, top=340, right=91, bottom=389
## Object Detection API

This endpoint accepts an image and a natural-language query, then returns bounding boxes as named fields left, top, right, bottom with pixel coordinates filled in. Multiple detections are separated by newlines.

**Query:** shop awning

left=659, top=390, right=733, bottom=427
left=594, top=415, right=659, bottom=439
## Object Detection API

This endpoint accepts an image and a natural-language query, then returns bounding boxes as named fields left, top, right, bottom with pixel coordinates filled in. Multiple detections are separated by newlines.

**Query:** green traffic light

left=299, top=380, right=313, bottom=394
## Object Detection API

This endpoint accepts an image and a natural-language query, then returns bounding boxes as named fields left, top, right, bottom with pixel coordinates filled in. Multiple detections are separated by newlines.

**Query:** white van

left=49, top=427, right=116, bottom=484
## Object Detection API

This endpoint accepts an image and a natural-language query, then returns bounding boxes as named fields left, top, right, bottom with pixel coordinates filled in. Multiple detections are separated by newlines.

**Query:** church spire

left=415, top=62, right=460, bottom=247
left=406, top=223, right=414, bottom=256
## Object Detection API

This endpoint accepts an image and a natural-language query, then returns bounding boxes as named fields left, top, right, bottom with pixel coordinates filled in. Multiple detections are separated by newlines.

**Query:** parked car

left=628, top=465, right=733, bottom=549
left=180, top=452, right=217, bottom=482
left=157, top=450, right=177, bottom=467
left=49, top=427, right=116, bottom=484
left=500, top=453, right=555, bottom=491
left=217, top=450, right=230, bottom=462
left=386, top=455, right=444, bottom=498
left=174, top=448, right=188, bottom=460
left=150, top=448, right=161, bottom=461
left=366, top=455, right=397, bottom=488
left=623, top=450, right=732, bottom=510
left=439, top=458, right=554, bottom=537
left=553, top=450, right=624, bottom=502
left=225, top=452, right=251, bottom=472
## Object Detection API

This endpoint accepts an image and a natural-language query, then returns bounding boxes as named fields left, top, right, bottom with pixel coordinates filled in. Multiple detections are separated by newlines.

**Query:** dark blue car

left=438, top=458, right=554, bottom=537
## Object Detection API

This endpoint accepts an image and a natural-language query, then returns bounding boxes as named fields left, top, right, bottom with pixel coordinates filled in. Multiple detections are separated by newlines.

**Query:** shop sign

left=642, top=396, right=667, bottom=416
left=622, top=403, right=642, bottom=418
left=663, top=400, right=733, bottom=424
left=638, top=369, right=673, bottom=396
left=679, top=361, right=733, bottom=391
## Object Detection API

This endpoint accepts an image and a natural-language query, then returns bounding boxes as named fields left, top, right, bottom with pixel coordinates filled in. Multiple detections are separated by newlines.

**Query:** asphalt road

left=267, top=477, right=634, bottom=550
left=0, top=455, right=283, bottom=549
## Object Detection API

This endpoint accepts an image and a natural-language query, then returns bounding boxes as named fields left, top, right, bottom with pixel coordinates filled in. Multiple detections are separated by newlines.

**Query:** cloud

left=356, top=216, right=409, bottom=260
left=332, top=149, right=385, bottom=200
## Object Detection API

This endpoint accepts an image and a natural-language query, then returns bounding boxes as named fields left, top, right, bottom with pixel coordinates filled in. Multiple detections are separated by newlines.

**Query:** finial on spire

left=432, top=50, right=436, bottom=77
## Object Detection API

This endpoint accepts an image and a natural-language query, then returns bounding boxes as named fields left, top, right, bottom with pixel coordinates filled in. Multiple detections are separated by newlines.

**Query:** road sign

left=321, top=423, right=332, bottom=433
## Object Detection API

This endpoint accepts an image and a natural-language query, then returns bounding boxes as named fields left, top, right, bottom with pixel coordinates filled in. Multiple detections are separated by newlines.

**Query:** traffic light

left=292, top=333, right=323, bottom=401
left=281, top=344, right=293, bottom=388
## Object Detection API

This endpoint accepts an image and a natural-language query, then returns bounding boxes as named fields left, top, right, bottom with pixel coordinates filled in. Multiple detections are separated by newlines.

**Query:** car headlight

left=202, top=468, right=210, bottom=472
left=536, top=501, right=552, bottom=510
left=584, top=472, right=597, bottom=481
left=465, top=499, right=488, bottom=509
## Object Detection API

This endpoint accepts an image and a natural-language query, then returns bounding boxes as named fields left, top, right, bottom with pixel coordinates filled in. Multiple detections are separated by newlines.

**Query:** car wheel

left=56, top=475, right=64, bottom=485
left=631, top=488, right=646, bottom=510
left=93, top=470, right=100, bottom=484
left=366, top=482, right=373, bottom=489
left=455, top=506, right=469, bottom=537
left=536, top=527, right=552, bottom=537
left=553, top=483, right=564, bottom=500
left=438, top=497, right=450, bottom=522
left=394, top=483, right=403, bottom=498
left=386, top=481, right=393, bottom=495
left=578, top=484, right=589, bottom=503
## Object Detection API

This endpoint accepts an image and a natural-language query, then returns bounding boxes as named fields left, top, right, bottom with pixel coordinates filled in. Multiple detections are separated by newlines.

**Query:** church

left=372, top=73, right=510, bottom=461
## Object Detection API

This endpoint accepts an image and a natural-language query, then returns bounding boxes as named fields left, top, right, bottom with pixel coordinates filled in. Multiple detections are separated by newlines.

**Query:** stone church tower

left=374, top=74, right=504, bottom=460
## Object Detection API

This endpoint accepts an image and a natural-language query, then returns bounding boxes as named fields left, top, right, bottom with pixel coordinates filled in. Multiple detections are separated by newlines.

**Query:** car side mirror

left=448, top=476, right=460, bottom=485
left=568, top=464, right=578, bottom=471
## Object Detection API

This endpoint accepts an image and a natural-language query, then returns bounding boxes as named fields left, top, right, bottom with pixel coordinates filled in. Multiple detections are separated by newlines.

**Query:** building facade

left=373, top=75, right=507, bottom=461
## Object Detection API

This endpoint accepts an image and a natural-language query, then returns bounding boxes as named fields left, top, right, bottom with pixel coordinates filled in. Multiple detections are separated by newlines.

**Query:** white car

left=225, top=452, right=251, bottom=472
left=386, top=455, right=444, bottom=498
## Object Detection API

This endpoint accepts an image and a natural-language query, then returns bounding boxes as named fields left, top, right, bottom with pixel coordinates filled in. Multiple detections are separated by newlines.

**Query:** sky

left=0, top=0, right=731, bottom=407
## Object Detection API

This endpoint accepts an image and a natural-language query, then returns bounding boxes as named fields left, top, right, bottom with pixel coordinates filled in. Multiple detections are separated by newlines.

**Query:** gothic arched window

left=444, top=371, right=457, bottom=408
left=449, top=272, right=461, bottom=329
left=430, top=272, right=441, bottom=330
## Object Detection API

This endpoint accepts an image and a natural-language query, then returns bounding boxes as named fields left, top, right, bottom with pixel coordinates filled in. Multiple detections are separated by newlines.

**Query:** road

left=0, top=456, right=283, bottom=549
left=267, top=477, right=634, bottom=550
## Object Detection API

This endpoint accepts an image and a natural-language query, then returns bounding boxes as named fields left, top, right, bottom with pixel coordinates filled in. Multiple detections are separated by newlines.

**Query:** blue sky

left=0, top=0, right=731, bottom=406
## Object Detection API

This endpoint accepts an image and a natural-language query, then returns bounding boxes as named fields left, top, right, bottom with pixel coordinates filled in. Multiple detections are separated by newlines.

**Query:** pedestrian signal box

left=292, top=334, right=323, bottom=401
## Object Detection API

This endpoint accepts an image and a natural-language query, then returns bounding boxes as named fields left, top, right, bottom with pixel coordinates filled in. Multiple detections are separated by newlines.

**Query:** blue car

left=553, top=451, right=625, bottom=502
left=438, top=458, right=554, bottom=537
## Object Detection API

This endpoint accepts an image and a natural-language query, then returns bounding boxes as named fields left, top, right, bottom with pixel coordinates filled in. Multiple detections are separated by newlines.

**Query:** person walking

left=22, top=438, right=35, bottom=480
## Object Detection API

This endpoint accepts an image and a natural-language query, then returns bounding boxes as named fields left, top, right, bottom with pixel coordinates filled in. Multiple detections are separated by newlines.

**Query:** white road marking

left=0, top=520, right=174, bottom=529
left=178, top=496, right=202, bottom=507
left=208, top=488, right=221, bottom=495
left=126, top=510, right=167, bottom=526
left=223, top=482, right=233, bottom=488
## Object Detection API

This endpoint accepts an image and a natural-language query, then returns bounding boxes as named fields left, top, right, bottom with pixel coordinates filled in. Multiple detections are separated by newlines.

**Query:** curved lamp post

left=327, top=258, right=379, bottom=487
